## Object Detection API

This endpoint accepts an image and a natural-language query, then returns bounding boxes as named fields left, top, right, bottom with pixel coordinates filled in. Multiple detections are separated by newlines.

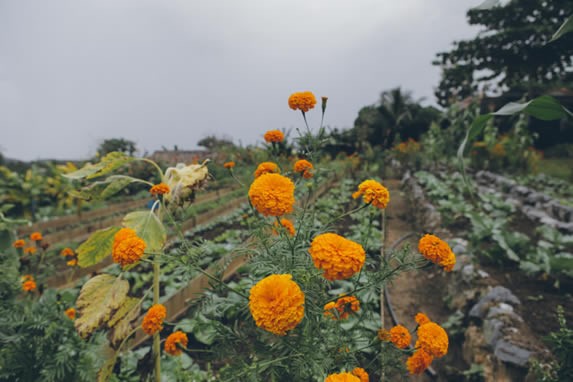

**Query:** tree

left=97, top=138, right=137, bottom=157
left=197, top=135, right=234, bottom=151
left=434, top=0, right=573, bottom=107
left=352, top=88, right=440, bottom=149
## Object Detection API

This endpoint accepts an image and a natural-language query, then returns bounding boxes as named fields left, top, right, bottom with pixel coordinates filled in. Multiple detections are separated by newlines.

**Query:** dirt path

left=383, top=179, right=464, bottom=381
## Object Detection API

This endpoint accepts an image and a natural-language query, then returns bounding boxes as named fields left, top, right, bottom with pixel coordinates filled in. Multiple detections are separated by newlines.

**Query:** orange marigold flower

left=273, top=218, right=296, bottom=237
left=294, top=159, right=313, bottom=173
left=389, top=324, right=411, bottom=349
left=22, top=280, right=36, bottom=292
left=415, top=322, right=449, bottom=358
left=418, top=234, right=456, bottom=272
left=406, top=349, right=433, bottom=375
left=223, top=161, right=235, bottom=169
left=288, top=91, right=317, bottom=113
left=164, top=331, right=188, bottom=356
left=415, top=312, right=431, bottom=326
left=352, top=180, right=390, bottom=209
left=149, top=183, right=170, bottom=196
left=249, top=274, right=305, bottom=336
left=351, top=367, right=369, bottom=382
left=65, top=308, right=76, bottom=320
left=309, top=233, right=365, bottom=281
left=112, top=228, right=146, bottom=267
left=30, top=232, right=43, bottom=241
left=254, top=162, right=280, bottom=178
left=60, top=247, right=74, bottom=257
left=303, top=170, right=314, bottom=179
left=12, top=239, right=26, bottom=248
left=324, top=372, right=361, bottom=382
left=377, top=328, right=391, bottom=341
left=24, top=247, right=37, bottom=255
left=67, top=259, right=78, bottom=267
left=248, top=173, right=295, bottom=217
left=142, top=304, right=167, bottom=335
left=323, top=295, right=360, bottom=320
left=264, top=129, right=285, bottom=143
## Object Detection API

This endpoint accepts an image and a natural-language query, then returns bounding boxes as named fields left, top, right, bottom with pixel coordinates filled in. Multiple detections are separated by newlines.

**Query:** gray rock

left=487, top=303, right=523, bottom=323
left=494, top=339, right=532, bottom=367
left=469, top=286, right=521, bottom=318
left=461, top=264, right=475, bottom=282
left=477, top=269, right=490, bottom=278
left=484, top=318, right=504, bottom=347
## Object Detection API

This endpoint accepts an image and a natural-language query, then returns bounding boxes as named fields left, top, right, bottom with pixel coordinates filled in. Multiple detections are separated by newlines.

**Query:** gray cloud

left=0, top=0, right=479, bottom=161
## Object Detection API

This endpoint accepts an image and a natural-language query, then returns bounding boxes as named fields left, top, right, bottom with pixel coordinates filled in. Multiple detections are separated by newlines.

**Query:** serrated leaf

left=493, top=95, right=568, bottom=121
left=550, top=14, right=573, bottom=43
left=108, top=297, right=140, bottom=349
left=64, top=152, right=134, bottom=180
left=77, top=227, right=121, bottom=268
left=75, top=274, right=129, bottom=339
left=122, top=210, right=166, bottom=252
left=70, top=175, right=139, bottom=201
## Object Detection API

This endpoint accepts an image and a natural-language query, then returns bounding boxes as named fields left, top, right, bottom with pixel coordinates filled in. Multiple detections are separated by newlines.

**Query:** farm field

left=1, top=1, right=573, bottom=382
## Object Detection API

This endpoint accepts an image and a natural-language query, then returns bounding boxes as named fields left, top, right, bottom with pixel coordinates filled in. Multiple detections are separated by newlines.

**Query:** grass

left=538, top=158, right=573, bottom=181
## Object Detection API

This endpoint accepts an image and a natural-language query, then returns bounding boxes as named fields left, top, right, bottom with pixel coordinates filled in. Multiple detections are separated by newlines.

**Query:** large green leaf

left=107, top=297, right=140, bottom=349
left=550, top=14, right=573, bottom=43
left=75, top=274, right=129, bottom=339
left=69, top=175, right=140, bottom=201
left=64, top=152, right=134, bottom=180
left=122, top=210, right=166, bottom=252
left=77, top=226, right=121, bottom=268
left=493, top=95, right=568, bottom=121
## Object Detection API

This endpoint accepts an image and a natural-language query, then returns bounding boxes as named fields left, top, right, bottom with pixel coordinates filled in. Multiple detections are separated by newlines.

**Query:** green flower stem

left=153, top=255, right=161, bottom=382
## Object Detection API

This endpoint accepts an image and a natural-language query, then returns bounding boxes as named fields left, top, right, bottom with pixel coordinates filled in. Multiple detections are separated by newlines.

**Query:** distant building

left=148, top=150, right=212, bottom=165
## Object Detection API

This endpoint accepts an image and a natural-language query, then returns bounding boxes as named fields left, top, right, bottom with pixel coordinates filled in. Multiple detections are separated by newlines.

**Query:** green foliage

left=122, top=210, right=167, bottom=253
left=64, top=152, right=135, bottom=181
left=97, top=138, right=137, bottom=157
left=434, top=0, right=573, bottom=106
left=77, top=226, right=121, bottom=268
left=0, top=290, right=100, bottom=382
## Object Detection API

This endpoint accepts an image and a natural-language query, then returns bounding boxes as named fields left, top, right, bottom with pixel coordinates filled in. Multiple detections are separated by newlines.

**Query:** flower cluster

left=112, top=228, right=146, bottom=267
left=65, top=308, right=76, bottom=320
left=149, top=183, right=170, bottom=196
left=389, top=325, right=411, bottom=349
left=264, top=129, right=284, bottom=143
left=309, top=233, right=365, bottom=280
left=248, top=173, right=295, bottom=217
left=352, top=180, right=390, bottom=209
left=142, top=304, right=167, bottom=335
left=164, top=331, right=188, bottom=356
left=249, top=274, right=305, bottom=336
left=273, top=218, right=296, bottom=237
left=224, top=161, right=235, bottom=169
left=288, top=91, right=317, bottom=113
left=418, top=234, right=456, bottom=272
left=293, top=159, right=313, bottom=178
left=254, top=162, right=280, bottom=178
left=351, top=368, right=369, bottom=382
left=21, top=275, right=36, bottom=292
left=12, top=239, right=25, bottom=248
left=407, top=313, right=449, bottom=375
left=30, top=232, right=43, bottom=241
left=24, top=247, right=37, bottom=255
left=323, top=295, right=360, bottom=320
left=324, top=372, right=360, bottom=382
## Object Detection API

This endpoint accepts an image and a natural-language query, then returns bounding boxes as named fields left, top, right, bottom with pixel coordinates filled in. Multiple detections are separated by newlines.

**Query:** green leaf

left=64, top=152, right=134, bottom=180
left=77, top=227, right=121, bottom=268
left=97, top=358, right=115, bottom=382
left=70, top=175, right=139, bottom=201
left=492, top=232, right=520, bottom=262
left=493, top=95, right=568, bottom=121
left=457, top=114, right=493, bottom=157
left=107, top=297, right=140, bottom=349
left=550, top=14, right=573, bottom=43
left=75, top=274, right=129, bottom=339
left=122, top=210, right=166, bottom=252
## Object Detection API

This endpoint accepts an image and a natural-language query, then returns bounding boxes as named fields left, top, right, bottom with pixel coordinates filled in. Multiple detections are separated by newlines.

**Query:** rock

left=477, top=269, right=490, bottom=278
left=461, top=264, right=475, bottom=282
left=484, top=318, right=504, bottom=347
left=469, top=286, right=520, bottom=319
left=494, top=339, right=532, bottom=367
left=487, top=303, right=523, bottom=323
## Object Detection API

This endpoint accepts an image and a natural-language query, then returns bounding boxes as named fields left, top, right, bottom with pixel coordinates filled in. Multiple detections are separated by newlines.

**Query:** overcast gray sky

left=0, top=0, right=480, bottom=161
